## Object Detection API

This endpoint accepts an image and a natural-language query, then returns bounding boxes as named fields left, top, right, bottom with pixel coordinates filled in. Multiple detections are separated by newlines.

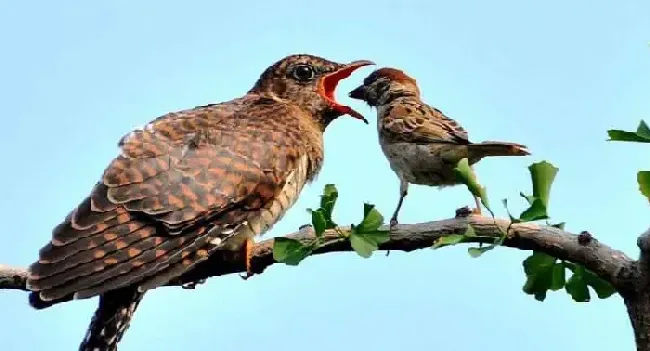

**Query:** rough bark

left=1, top=215, right=648, bottom=350
left=1, top=215, right=636, bottom=291
left=0, top=264, right=27, bottom=290
left=626, top=293, right=650, bottom=351
left=622, top=228, right=650, bottom=351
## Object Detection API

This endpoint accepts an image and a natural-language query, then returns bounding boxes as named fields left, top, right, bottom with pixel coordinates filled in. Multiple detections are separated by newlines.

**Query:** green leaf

left=528, top=161, right=558, bottom=209
left=349, top=230, right=390, bottom=258
left=432, top=234, right=465, bottom=249
left=521, top=251, right=559, bottom=301
left=584, top=272, right=617, bottom=299
left=357, top=203, right=384, bottom=233
left=638, top=171, right=650, bottom=202
left=563, top=262, right=617, bottom=300
left=519, top=197, right=549, bottom=222
left=550, top=263, right=566, bottom=291
left=454, top=158, right=492, bottom=213
left=565, top=265, right=591, bottom=302
left=519, top=192, right=535, bottom=205
left=515, top=161, right=558, bottom=223
left=468, top=245, right=495, bottom=258
left=494, top=232, right=508, bottom=246
left=502, top=198, right=521, bottom=223
left=464, top=224, right=477, bottom=237
left=638, top=120, right=650, bottom=139
left=607, top=120, right=650, bottom=143
left=607, top=130, right=650, bottom=143
left=311, top=209, right=327, bottom=238
left=322, top=183, right=338, bottom=202
left=550, top=222, right=566, bottom=230
left=464, top=223, right=501, bottom=258
left=320, top=184, right=338, bottom=229
left=350, top=203, right=389, bottom=258
left=523, top=251, right=557, bottom=275
left=273, top=237, right=313, bottom=266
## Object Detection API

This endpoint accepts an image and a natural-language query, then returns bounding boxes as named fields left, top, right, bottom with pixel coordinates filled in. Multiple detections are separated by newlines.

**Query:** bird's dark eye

left=291, top=64, right=315, bottom=82
left=376, top=79, right=390, bottom=93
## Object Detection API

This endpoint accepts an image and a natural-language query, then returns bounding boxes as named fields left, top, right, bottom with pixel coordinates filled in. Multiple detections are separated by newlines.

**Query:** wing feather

left=28, top=96, right=313, bottom=303
left=381, top=98, right=470, bottom=145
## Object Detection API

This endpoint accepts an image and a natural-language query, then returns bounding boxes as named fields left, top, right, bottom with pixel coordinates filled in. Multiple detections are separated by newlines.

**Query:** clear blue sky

left=1, top=1, right=648, bottom=350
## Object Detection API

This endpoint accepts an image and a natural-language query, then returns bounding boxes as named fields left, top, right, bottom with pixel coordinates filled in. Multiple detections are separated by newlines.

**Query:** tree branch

left=1, top=215, right=636, bottom=293
left=0, top=264, right=28, bottom=290
left=636, top=227, right=650, bottom=286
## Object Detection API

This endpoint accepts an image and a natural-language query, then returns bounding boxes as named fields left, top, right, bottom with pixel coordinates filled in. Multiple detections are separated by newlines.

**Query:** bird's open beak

left=348, top=85, right=367, bottom=100
left=318, top=60, right=374, bottom=124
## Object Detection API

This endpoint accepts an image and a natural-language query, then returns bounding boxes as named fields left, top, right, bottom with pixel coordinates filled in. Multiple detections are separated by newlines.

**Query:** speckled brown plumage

left=349, top=67, right=530, bottom=226
left=29, top=96, right=318, bottom=301
left=26, top=54, right=373, bottom=350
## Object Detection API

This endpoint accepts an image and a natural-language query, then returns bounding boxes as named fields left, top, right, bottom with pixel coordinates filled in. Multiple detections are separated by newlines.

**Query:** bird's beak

left=348, top=85, right=367, bottom=100
left=319, top=60, right=375, bottom=124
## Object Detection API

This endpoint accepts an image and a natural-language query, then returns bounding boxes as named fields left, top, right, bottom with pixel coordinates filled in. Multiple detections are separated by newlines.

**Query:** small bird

left=26, top=54, right=373, bottom=350
left=349, top=67, right=529, bottom=227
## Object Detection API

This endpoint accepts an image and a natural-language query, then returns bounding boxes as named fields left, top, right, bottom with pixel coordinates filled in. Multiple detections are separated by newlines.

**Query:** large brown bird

left=349, top=67, right=529, bottom=226
left=26, top=54, right=373, bottom=350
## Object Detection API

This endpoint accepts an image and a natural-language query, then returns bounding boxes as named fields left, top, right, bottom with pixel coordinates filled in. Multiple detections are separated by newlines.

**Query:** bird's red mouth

left=318, top=60, right=374, bottom=124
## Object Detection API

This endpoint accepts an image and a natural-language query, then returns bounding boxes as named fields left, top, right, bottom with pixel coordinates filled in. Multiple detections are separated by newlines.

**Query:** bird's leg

left=390, top=179, right=409, bottom=229
left=472, top=196, right=482, bottom=215
left=239, top=238, right=255, bottom=280
left=389, top=194, right=406, bottom=228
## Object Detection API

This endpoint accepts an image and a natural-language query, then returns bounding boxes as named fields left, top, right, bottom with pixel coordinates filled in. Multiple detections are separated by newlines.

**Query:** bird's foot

left=386, top=218, right=399, bottom=256
left=455, top=205, right=482, bottom=218
left=455, top=206, right=472, bottom=218
left=238, top=238, right=255, bottom=281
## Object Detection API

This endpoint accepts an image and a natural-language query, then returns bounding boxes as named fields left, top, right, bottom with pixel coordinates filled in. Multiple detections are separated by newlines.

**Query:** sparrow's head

left=348, top=67, right=420, bottom=107
left=249, top=54, right=374, bottom=127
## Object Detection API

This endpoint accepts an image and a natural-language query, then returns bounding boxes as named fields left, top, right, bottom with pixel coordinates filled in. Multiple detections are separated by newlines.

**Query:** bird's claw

left=455, top=206, right=472, bottom=218
left=389, top=218, right=398, bottom=230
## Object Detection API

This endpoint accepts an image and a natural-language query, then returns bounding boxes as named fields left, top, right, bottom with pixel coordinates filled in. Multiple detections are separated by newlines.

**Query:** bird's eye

left=291, top=64, right=315, bottom=82
left=376, top=80, right=390, bottom=93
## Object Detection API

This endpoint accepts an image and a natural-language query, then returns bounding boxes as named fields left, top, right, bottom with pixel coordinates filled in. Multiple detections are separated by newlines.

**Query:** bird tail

left=78, top=287, right=145, bottom=351
left=468, top=141, right=530, bottom=159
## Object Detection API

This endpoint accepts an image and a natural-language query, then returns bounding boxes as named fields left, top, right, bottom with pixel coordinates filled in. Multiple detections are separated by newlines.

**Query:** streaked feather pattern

left=27, top=95, right=323, bottom=304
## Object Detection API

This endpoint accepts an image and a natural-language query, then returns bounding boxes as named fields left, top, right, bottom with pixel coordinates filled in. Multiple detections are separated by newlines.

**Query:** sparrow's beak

left=319, top=59, right=375, bottom=124
left=348, top=85, right=367, bottom=100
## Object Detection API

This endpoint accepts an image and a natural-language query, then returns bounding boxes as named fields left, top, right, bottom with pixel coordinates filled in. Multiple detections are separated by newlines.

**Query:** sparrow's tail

left=468, top=141, right=530, bottom=161
left=78, top=287, right=145, bottom=351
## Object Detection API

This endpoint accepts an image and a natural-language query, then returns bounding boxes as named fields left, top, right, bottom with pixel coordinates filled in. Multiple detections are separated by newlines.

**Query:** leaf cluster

left=438, top=158, right=616, bottom=302
left=608, top=120, right=650, bottom=202
left=273, top=184, right=390, bottom=266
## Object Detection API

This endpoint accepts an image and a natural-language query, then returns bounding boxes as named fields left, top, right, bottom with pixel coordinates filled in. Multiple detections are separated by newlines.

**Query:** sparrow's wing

left=28, top=96, right=308, bottom=302
left=381, top=100, right=469, bottom=145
